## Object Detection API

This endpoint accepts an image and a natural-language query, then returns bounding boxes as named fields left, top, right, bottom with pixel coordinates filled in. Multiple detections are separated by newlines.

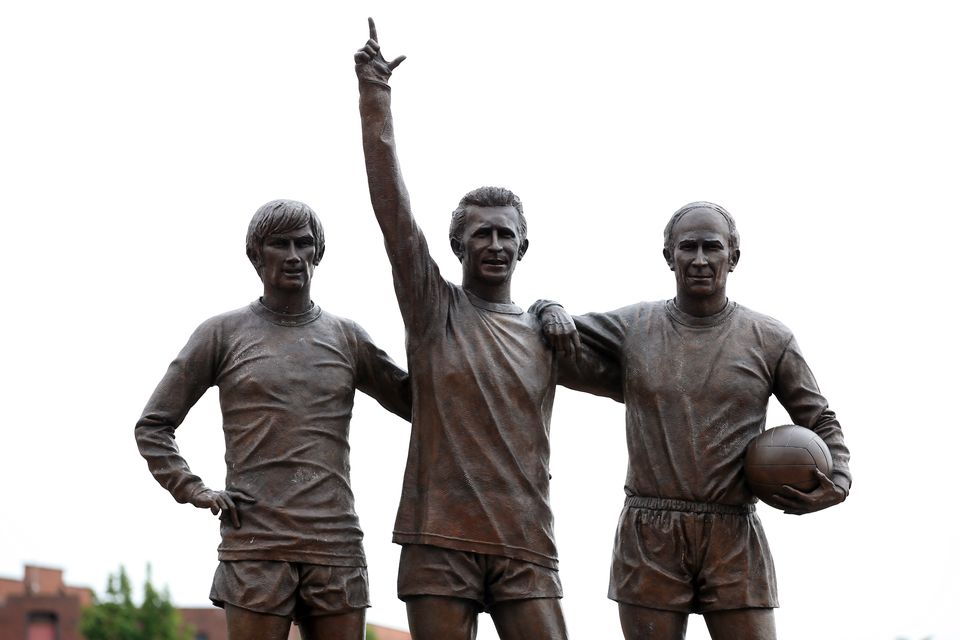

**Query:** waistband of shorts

left=624, top=496, right=755, bottom=515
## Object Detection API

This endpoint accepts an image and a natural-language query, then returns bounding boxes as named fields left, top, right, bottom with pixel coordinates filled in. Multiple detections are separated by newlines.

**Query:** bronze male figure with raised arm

left=355, top=19, right=617, bottom=640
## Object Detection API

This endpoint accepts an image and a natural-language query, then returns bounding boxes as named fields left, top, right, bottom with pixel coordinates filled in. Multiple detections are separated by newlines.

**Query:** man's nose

left=489, top=231, right=503, bottom=251
left=693, top=247, right=708, bottom=265
left=284, top=242, right=301, bottom=261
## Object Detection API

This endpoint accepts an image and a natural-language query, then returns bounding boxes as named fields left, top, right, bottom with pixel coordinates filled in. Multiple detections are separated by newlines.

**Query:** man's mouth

left=482, top=258, right=507, bottom=266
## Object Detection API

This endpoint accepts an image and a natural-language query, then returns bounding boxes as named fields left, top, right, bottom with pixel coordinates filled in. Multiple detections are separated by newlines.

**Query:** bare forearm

left=359, top=83, right=411, bottom=230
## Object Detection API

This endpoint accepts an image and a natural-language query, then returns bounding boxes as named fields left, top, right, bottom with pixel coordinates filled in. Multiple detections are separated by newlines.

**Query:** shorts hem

left=398, top=590, right=483, bottom=607
left=209, top=596, right=294, bottom=619
left=608, top=594, right=779, bottom=613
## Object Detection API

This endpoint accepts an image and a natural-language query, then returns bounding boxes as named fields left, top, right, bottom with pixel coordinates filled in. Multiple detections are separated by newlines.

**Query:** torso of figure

left=156, top=302, right=376, bottom=566
left=587, top=300, right=800, bottom=505
left=396, top=285, right=561, bottom=568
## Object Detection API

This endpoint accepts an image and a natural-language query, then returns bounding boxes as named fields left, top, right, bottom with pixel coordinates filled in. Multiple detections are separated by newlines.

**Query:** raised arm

left=355, top=19, right=443, bottom=332
left=355, top=18, right=409, bottom=243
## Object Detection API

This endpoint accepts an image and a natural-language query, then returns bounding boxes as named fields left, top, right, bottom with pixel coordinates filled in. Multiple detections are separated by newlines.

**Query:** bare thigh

left=489, top=598, right=568, bottom=640
left=406, top=595, right=478, bottom=640
left=703, top=608, right=776, bottom=640
left=618, top=603, right=688, bottom=640
left=298, top=609, right=367, bottom=640
left=225, top=603, right=291, bottom=640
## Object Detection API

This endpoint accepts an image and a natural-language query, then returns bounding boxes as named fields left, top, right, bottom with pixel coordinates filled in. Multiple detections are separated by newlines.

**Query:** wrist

left=531, top=300, right=564, bottom=318
left=359, top=77, right=391, bottom=90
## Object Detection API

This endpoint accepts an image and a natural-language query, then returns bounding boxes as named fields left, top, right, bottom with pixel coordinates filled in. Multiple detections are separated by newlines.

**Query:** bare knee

left=703, top=608, right=776, bottom=640
left=406, top=595, right=479, bottom=640
left=224, top=604, right=291, bottom=640
left=489, top=598, right=567, bottom=640
left=618, top=603, right=688, bottom=640
left=298, top=609, right=366, bottom=640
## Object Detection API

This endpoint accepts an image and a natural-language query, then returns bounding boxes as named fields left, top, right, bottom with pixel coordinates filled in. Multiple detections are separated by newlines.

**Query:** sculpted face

left=259, top=224, right=317, bottom=294
left=665, top=207, right=739, bottom=301
left=457, top=205, right=529, bottom=287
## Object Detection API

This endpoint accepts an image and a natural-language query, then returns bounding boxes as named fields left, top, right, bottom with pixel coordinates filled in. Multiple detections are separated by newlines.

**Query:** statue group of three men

left=136, top=20, right=851, bottom=640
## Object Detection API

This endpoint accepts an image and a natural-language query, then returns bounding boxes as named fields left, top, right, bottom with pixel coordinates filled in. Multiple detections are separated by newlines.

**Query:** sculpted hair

left=246, top=199, right=325, bottom=269
left=663, top=201, right=740, bottom=252
left=449, top=186, right=528, bottom=248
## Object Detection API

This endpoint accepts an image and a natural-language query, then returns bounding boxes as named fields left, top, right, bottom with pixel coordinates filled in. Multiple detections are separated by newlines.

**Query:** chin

left=479, top=271, right=511, bottom=285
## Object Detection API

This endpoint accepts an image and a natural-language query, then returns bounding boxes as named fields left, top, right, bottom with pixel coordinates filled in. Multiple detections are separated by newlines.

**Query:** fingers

left=571, top=330, right=583, bottom=361
left=542, top=314, right=579, bottom=358
left=229, top=490, right=257, bottom=504
left=201, top=490, right=254, bottom=528
left=814, top=469, right=838, bottom=491
left=358, top=20, right=405, bottom=75
left=221, top=490, right=256, bottom=528
left=213, top=493, right=241, bottom=528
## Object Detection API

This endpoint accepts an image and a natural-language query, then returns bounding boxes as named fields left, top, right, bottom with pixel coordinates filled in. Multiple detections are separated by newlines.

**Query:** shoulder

left=735, top=304, right=793, bottom=334
left=192, top=304, right=255, bottom=336
left=312, top=309, right=374, bottom=345
left=732, top=303, right=796, bottom=347
left=610, top=300, right=668, bottom=322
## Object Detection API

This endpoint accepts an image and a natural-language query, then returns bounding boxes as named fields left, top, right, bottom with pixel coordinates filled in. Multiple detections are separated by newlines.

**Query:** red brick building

left=0, top=565, right=409, bottom=640
left=0, top=566, right=93, bottom=640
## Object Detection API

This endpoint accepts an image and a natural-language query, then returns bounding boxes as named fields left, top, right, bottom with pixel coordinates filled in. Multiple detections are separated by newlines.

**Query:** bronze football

left=744, top=424, right=833, bottom=507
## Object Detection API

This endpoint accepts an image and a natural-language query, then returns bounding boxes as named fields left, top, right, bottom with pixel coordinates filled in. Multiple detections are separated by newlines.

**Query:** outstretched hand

left=190, top=488, right=256, bottom=529
left=355, top=18, right=406, bottom=86
left=767, top=470, right=847, bottom=515
left=539, top=305, right=583, bottom=360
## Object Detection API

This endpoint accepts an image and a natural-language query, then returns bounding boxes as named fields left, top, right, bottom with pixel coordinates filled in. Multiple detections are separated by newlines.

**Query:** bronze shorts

left=608, top=497, right=778, bottom=613
left=210, top=560, right=369, bottom=619
left=397, top=544, right=562, bottom=611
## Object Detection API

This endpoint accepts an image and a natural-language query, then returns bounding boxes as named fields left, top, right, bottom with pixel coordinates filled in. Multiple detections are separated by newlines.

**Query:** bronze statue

left=536, top=202, right=851, bottom=640
left=135, top=199, right=411, bottom=640
left=355, top=19, right=617, bottom=640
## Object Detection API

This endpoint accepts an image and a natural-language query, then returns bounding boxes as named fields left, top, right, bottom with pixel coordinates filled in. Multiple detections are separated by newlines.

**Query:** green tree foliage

left=80, top=565, right=192, bottom=640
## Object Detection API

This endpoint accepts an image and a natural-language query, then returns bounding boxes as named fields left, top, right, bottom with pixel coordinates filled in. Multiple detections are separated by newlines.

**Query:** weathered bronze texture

left=541, top=201, right=851, bottom=640
left=135, top=199, right=410, bottom=640
left=355, top=18, right=617, bottom=640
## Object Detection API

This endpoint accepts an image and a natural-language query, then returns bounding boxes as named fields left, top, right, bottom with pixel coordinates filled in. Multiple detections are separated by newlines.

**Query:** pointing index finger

left=368, top=17, right=378, bottom=43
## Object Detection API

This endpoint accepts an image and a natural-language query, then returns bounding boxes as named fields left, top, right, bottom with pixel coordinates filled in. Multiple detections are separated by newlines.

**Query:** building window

left=26, top=612, right=58, bottom=640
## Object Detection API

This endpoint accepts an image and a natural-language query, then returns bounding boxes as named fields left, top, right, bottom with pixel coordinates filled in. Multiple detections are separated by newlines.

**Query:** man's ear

left=517, top=238, right=530, bottom=261
left=247, top=248, right=265, bottom=279
left=450, top=237, right=465, bottom=262
left=729, top=248, right=741, bottom=271
left=315, top=244, right=325, bottom=264
left=663, top=247, right=676, bottom=271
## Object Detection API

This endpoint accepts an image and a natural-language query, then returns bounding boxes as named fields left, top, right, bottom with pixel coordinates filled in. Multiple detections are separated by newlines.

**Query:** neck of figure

left=675, top=288, right=728, bottom=318
left=261, top=286, right=313, bottom=316
left=463, top=278, right=513, bottom=305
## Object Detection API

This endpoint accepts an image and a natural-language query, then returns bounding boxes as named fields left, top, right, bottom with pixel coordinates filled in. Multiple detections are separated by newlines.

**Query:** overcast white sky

left=2, top=2, right=958, bottom=639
